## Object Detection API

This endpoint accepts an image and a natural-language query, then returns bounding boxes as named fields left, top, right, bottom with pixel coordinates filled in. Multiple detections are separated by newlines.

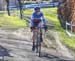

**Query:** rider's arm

left=41, top=13, right=47, bottom=27
left=30, top=13, right=34, bottom=27
left=41, top=13, right=48, bottom=31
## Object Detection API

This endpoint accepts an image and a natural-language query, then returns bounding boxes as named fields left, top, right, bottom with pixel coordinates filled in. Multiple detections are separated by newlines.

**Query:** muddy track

left=0, top=28, right=74, bottom=61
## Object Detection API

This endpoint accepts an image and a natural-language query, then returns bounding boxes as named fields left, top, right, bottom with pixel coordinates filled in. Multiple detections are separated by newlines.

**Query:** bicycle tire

left=38, top=33, right=43, bottom=57
left=36, top=30, right=39, bottom=53
left=38, top=27, right=43, bottom=57
left=34, top=27, right=43, bottom=57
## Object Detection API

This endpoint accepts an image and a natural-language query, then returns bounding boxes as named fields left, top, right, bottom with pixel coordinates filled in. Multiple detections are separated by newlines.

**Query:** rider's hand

left=30, top=27, right=33, bottom=32
left=44, top=26, right=48, bottom=32
left=30, top=26, right=35, bottom=32
left=30, top=27, right=33, bottom=30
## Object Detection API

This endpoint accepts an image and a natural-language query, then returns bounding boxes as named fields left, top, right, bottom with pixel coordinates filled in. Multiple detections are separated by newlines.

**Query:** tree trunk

left=6, top=0, right=10, bottom=16
left=58, top=0, right=75, bottom=31
left=18, top=0, right=23, bottom=19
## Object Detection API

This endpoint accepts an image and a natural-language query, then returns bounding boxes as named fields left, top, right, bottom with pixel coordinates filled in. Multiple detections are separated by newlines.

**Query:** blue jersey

left=30, top=12, right=47, bottom=27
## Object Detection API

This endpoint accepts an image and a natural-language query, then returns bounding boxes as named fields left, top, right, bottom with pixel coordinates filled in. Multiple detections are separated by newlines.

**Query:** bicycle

left=33, top=23, right=43, bottom=57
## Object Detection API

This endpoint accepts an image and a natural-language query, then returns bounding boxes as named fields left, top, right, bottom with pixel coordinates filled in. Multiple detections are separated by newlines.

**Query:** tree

left=57, top=0, right=70, bottom=29
left=58, top=0, right=75, bottom=31
left=6, top=0, right=10, bottom=16
left=18, top=0, right=23, bottom=19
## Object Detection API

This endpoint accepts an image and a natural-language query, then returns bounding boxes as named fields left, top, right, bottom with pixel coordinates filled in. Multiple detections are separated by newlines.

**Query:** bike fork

left=39, top=33, right=42, bottom=57
left=39, top=41, right=41, bottom=57
left=36, top=37, right=39, bottom=53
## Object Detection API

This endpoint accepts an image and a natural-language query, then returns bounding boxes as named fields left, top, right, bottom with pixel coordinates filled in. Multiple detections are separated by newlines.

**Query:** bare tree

left=6, top=0, right=10, bottom=16
left=18, top=0, right=23, bottom=19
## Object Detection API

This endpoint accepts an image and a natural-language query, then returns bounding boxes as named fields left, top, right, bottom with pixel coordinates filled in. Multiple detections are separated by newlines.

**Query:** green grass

left=0, top=14, right=28, bottom=28
left=23, top=8, right=75, bottom=49
left=43, top=8, right=75, bottom=49
left=1, top=8, right=75, bottom=49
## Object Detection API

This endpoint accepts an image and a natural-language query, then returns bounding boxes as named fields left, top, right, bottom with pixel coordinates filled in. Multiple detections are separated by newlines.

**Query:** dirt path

left=0, top=28, right=74, bottom=61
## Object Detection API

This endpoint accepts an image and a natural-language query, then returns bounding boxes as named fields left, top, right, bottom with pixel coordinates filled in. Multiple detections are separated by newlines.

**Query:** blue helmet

left=34, top=7, right=40, bottom=10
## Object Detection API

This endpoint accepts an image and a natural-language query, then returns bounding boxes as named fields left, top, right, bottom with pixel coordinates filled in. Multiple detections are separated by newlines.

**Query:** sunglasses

left=35, top=9, right=40, bottom=12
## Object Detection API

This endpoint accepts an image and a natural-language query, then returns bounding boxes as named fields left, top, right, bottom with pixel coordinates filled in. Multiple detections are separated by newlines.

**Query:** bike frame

left=34, top=22, right=43, bottom=57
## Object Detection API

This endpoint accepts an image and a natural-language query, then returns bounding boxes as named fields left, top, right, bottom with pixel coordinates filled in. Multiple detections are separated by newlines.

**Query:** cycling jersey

left=30, top=12, right=47, bottom=27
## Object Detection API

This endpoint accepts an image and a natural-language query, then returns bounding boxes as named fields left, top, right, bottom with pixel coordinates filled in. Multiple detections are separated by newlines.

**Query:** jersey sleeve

left=29, top=13, right=34, bottom=27
left=41, top=13, right=47, bottom=26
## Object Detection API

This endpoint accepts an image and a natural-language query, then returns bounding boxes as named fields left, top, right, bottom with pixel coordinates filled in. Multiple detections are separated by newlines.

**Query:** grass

left=43, top=8, right=75, bottom=49
left=0, top=8, right=75, bottom=49
left=0, top=14, right=28, bottom=28
left=45, top=8, right=75, bottom=49
left=23, top=8, right=75, bottom=49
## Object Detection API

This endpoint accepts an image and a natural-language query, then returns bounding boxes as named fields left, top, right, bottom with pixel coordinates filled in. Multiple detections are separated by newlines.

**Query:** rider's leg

left=32, top=30, right=35, bottom=51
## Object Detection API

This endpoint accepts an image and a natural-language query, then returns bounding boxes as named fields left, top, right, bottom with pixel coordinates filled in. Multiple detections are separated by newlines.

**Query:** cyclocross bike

left=33, top=22, right=44, bottom=57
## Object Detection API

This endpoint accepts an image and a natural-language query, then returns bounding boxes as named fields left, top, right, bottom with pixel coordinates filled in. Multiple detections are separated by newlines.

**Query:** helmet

left=34, top=7, right=40, bottom=11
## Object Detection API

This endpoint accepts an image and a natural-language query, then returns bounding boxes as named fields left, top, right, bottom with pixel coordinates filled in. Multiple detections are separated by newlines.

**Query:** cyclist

left=30, top=7, right=47, bottom=51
